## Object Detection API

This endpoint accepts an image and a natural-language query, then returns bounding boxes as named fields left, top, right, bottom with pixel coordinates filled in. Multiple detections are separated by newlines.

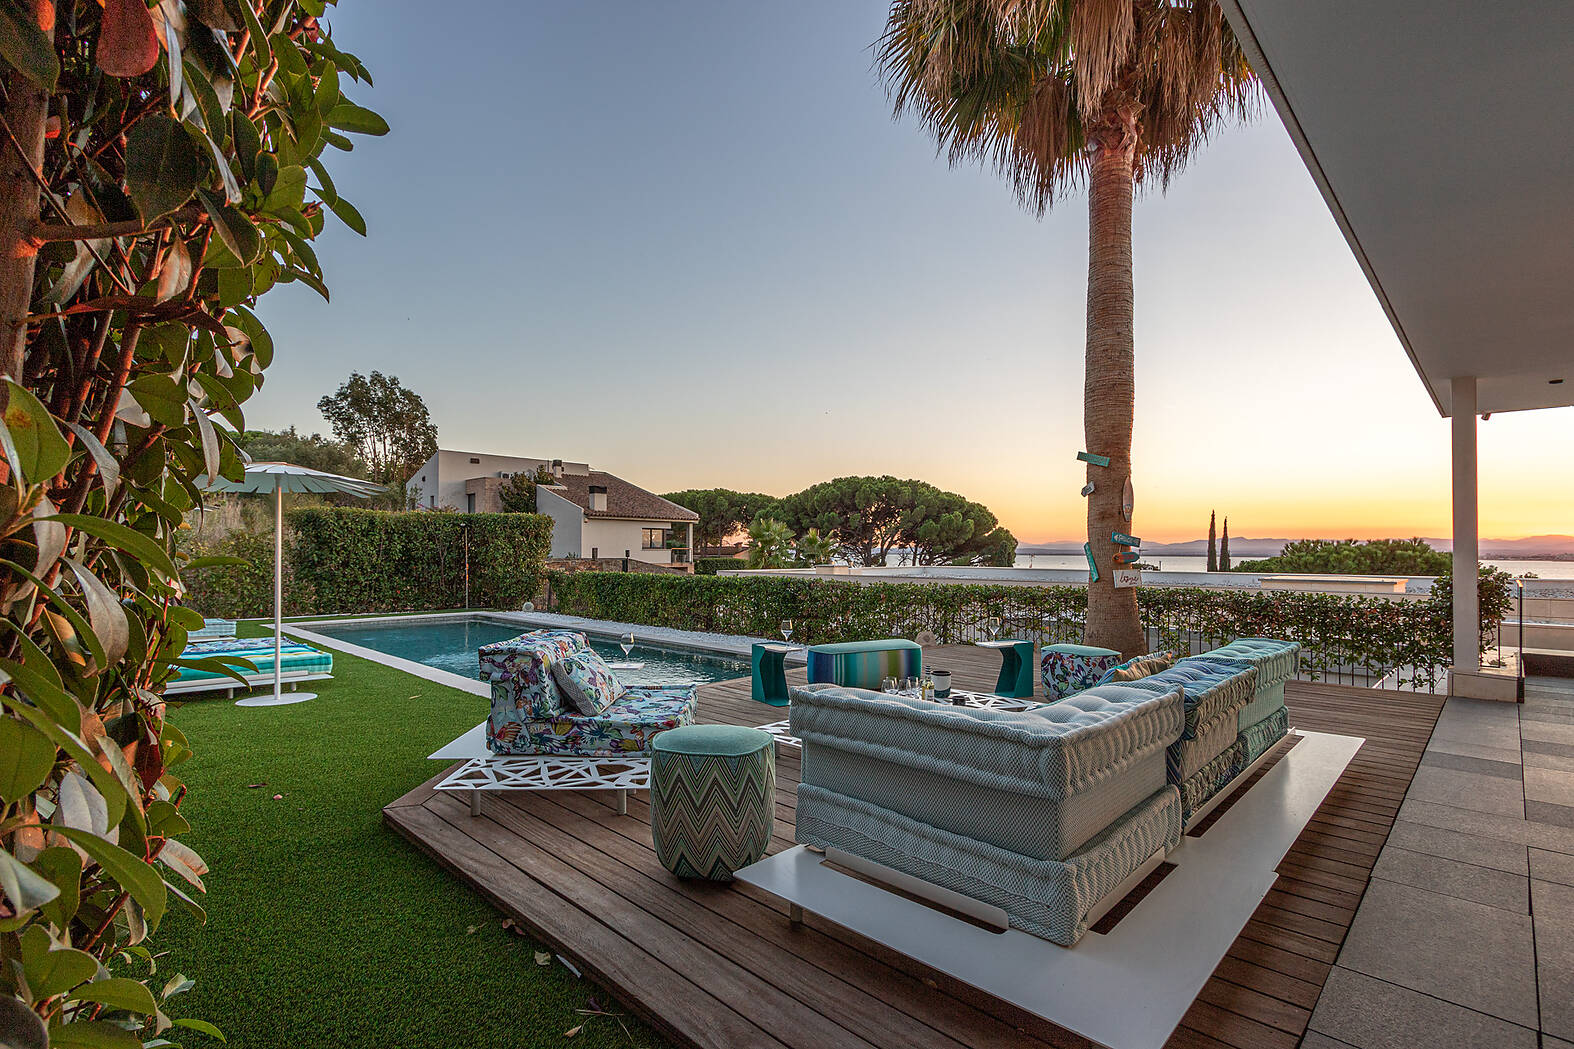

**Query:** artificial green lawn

left=156, top=623, right=671, bottom=1048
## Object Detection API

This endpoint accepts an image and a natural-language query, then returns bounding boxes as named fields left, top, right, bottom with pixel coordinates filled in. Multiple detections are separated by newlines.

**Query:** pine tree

left=1220, top=518, right=1232, bottom=572
left=1207, top=511, right=1218, bottom=573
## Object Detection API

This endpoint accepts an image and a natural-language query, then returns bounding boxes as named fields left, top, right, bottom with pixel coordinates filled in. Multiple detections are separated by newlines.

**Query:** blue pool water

left=311, top=617, right=749, bottom=687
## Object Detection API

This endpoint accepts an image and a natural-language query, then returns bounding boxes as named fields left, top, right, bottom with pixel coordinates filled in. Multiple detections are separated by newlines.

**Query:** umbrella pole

left=274, top=479, right=283, bottom=701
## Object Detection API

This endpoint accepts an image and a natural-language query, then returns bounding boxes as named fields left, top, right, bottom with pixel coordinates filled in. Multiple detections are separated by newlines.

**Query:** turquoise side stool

left=1040, top=643, right=1122, bottom=701
left=975, top=639, right=1036, bottom=698
left=751, top=643, right=794, bottom=706
left=650, top=725, right=776, bottom=881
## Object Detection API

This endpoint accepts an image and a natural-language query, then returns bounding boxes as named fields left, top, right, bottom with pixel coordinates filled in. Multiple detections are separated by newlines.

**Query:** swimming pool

left=309, top=616, right=749, bottom=687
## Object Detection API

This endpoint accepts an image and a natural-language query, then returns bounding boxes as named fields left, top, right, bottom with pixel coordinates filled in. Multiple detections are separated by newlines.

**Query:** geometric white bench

left=428, top=721, right=648, bottom=817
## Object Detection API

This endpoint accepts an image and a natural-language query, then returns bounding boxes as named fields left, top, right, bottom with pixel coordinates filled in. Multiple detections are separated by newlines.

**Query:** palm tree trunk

left=1082, top=108, right=1146, bottom=658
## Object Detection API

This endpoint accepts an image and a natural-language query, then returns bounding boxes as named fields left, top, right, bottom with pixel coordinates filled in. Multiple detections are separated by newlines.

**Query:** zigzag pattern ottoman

left=650, top=725, right=776, bottom=881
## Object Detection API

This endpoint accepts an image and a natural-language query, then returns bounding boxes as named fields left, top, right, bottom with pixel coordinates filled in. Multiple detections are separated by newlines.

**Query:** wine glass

left=902, top=676, right=919, bottom=696
left=620, top=632, right=634, bottom=659
left=985, top=616, right=1002, bottom=642
left=881, top=676, right=898, bottom=694
left=780, top=619, right=794, bottom=644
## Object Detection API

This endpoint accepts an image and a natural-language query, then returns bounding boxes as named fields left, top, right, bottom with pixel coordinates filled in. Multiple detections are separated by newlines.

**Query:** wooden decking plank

left=500, top=788, right=1066, bottom=1049
left=475, top=793, right=964, bottom=1049
left=385, top=802, right=786, bottom=1049
left=423, top=793, right=872, bottom=1049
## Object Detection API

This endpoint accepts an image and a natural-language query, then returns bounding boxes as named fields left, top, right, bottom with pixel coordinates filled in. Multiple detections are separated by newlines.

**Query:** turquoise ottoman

left=1040, top=643, right=1121, bottom=701
left=751, top=643, right=795, bottom=705
left=650, top=725, right=776, bottom=881
left=806, top=639, right=921, bottom=690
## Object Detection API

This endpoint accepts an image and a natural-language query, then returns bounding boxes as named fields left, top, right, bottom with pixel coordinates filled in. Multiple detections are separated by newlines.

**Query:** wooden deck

left=385, top=645, right=1447, bottom=1049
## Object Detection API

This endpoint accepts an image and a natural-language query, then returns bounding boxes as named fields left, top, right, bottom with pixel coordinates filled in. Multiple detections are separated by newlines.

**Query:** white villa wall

left=582, top=518, right=667, bottom=564
left=405, top=450, right=589, bottom=511
left=535, top=487, right=587, bottom=557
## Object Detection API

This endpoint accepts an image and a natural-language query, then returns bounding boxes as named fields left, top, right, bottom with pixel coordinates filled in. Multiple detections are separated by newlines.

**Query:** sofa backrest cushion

left=1184, top=638, right=1302, bottom=689
left=1096, top=650, right=1182, bottom=686
left=479, top=629, right=587, bottom=720
left=1116, top=660, right=1258, bottom=738
left=550, top=646, right=628, bottom=716
left=788, top=682, right=1183, bottom=801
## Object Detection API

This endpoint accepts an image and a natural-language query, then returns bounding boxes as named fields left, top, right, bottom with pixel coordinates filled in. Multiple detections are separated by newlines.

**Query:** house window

left=469, top=457, right=480, bottom=464
left=642, top=528, right=668, bottom=549
left=466, top=493, right=475, bottom=514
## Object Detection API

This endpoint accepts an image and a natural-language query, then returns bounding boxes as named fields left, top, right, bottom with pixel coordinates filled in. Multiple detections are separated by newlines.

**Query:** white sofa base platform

left=738, top=729, right=1364, bottom=1049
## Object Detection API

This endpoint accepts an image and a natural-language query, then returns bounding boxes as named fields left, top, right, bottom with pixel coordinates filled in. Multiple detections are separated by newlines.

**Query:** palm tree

left=747, top=517, right=794, bottom=569
left=878, top=0, right=1258, bottom=656
left=796, top=527, right=836, bottom=566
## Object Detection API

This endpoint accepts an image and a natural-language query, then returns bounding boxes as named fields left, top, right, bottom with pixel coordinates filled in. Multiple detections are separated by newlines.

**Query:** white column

left=1451, top=376, right=1479, bottom=675
left=687, top=521, right=695, bottom=570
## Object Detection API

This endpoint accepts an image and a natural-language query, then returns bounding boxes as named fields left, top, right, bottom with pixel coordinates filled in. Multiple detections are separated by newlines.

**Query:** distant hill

left=1019, top=535, right=1574, bottom=559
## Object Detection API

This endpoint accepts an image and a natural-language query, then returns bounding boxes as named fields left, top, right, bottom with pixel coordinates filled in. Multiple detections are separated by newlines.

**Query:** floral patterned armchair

left=480, top=631, right=697, bottom=757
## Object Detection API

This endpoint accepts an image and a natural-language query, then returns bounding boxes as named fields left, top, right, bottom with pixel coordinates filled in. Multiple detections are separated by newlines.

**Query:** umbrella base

left=236, top=692, right=317, bottom=707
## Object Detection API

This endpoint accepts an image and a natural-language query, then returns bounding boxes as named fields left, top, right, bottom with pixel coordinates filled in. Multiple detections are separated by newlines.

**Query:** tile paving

left=1307, top=676, right=1574, bottom=1048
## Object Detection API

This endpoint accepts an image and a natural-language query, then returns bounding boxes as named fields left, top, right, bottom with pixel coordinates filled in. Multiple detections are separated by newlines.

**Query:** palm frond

left=877, top=0, right=1263, bottom=215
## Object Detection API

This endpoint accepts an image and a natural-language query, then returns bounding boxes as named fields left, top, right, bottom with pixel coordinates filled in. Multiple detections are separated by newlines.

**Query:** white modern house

left=405, top=450, right=697, bottom=570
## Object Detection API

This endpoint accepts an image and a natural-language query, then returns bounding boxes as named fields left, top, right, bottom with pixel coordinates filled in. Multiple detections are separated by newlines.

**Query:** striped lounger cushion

left=1185, top=639, right=1300, bottom=732
left=174, top=638, right=333, bottom=685
left=796, top=781, right=1181, bottom=946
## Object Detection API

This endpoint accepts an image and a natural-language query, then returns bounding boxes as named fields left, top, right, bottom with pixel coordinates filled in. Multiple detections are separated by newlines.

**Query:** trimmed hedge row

left=544, top=571, right=1482, bottom=690
left=694, top=557, right=747, bottom=576
left=185, top=509, right=553, bottom=617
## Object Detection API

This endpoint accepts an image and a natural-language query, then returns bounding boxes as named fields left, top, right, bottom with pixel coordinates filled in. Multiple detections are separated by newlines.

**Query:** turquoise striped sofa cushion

left=806, top=640, right=921, bottom=690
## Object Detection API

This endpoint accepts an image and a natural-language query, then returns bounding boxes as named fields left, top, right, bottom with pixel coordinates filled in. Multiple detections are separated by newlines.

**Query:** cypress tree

left=1207, top=511, right=1218, bottom=572
left=1220, top=518, right=1232, bottom=571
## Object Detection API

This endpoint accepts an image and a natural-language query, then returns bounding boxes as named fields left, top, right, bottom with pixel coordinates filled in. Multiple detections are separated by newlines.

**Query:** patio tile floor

left=1335, top=878, right=1537, bottom=1027
left=1369, top=845, right=1529, bottom=912
left=1308, top=675, right=1574, bottom=1047
left=1306, top=965, right=1538, bottom=1049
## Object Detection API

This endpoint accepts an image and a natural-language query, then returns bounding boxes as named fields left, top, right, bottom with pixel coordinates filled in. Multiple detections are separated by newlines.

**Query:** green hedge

left=186, top=510, right=553, bottom=617
left=694, top=557, right=747, bottom=576
left=544, top=572, right=1501, bottom=691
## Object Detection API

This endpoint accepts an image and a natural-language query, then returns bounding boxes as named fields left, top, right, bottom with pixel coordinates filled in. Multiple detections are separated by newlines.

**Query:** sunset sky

left=245, top=0, right=1571, bottom=544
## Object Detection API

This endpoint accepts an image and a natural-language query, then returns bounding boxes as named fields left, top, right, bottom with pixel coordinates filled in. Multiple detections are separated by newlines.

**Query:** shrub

left=290, top=509, right=552, bottom=614
left=694, top=557, right=746, bottom=576
left=181, top=529, right=289, bottom=620
left=545, top=572, right=1511, bottom=690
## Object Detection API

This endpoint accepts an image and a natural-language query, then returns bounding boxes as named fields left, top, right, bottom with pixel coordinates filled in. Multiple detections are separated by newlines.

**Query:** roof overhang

left=1218, top=0, right=1574, bottom=417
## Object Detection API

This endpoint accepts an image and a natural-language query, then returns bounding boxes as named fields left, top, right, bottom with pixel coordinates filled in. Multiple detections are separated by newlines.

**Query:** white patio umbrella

left=202, top=462, right=385, bottom=706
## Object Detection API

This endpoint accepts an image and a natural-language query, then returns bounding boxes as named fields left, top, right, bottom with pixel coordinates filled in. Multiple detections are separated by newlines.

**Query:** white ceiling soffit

left=1219, top=0, right=1574, bottom=417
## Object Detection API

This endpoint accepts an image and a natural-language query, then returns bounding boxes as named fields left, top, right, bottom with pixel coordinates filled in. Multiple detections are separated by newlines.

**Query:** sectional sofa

left=790, top=681, right=1184, bottom=945
left=787, top=637, right=1302, bottom=945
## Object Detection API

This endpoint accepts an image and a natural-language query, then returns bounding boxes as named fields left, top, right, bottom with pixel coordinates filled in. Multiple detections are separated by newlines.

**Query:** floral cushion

left=480, top=630, right=588, bottom=751
left=490, top=685, right=699, bottom=757
left=550, top=647, right=628, bottom=716
left=1097, top=650, right=1182, bottom=686
left=1039, top=644, right=1123, bottom=701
